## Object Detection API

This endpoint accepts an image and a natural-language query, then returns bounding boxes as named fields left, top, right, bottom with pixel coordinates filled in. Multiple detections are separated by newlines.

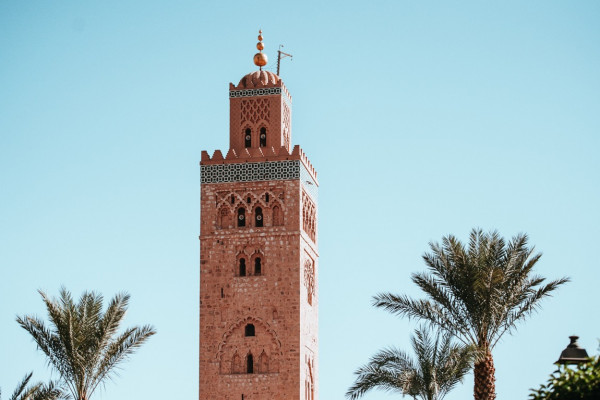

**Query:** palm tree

left=17, top=288, right=156, bottom=400
left=0, top=372, right=62, bottom=400
left=346, top=327, right=474, bottom=400
left=373, top=229, right=569, bottom=400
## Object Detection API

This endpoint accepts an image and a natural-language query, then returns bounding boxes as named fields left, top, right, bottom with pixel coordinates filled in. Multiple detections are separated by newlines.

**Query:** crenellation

left=225, top=148, right=237, bottom=160
left=212, top=149, right=224, bottom=161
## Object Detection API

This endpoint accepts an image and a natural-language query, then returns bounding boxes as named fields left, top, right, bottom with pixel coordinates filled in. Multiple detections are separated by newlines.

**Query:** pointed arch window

left=239, top=258, right=246, bottom=277
left=259, top=127, right=267, bottom=147
left=246, top=353, right=254, bottom=374
left=244, top=128, right=252, bottom=148
left=237, top=208, right=245, bottom=227
left=254, top=257, right=262, bottom=276
left=255, top=207, right=263, bottom=227
left=245, top=323, right=255, bottom=337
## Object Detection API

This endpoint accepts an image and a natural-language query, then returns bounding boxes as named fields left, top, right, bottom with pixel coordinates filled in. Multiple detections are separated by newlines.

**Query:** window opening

left=244, top=128, right=251, bottom=148
left=245, top=323, right=255, bottom=336
left=221, top=288, right=224, bottom=298
left=255, top=207, right=263, bottom=227
left=259, top=127, right=267, bottom=147
left=246, top=354, right=254, bottom=374
left=231, top=195, right=235, bottom=204
left=239, top=259, right=246, bottom=277
left=255, top=257, right=262, bottom=275
left=265, top=193, right=269, bottom=202
left=247, top=197, right=251, bottom=204
left=237, top=208, right=245, bottom=227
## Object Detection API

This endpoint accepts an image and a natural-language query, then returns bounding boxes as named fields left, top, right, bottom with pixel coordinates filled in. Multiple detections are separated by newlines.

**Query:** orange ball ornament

left=253, top=52, right=268, bottom=67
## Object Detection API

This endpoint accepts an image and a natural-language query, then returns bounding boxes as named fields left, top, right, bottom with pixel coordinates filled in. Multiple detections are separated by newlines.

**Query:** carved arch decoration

left=282, top=101, right=291, bottom=150
left=216, top=190, right=286, bottom=212
left=216, top=192, right=247, bottom=212
left=216, top=316, right=283, bottom=362
left=302, top=190, right=317, bottom=242
left=215, top=190, right=287, bottom=229
left=305, top=355, right=315, bottom=400
left=217, top=204, right=233, bottom=229
left=240, top=97, right=270, bottom=124
left=233, top=247, right=265, bottom=277
left=258, top=350, right=269, bottom=374
left=261, top=190, right=281, bottom=206
left=304, top=258, right=316, bottom=306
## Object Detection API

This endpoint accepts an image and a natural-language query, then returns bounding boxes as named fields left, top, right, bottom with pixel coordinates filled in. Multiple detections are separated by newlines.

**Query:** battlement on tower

left=200, top=144, right=318, bottom=184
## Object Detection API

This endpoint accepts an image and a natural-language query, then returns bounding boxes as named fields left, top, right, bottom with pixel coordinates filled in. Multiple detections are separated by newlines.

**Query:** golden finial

left=253, top=29, right=268, bottom=70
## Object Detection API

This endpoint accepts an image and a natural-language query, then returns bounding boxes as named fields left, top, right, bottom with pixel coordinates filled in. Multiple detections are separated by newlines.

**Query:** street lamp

left=556, top=335, right=589, bottom=365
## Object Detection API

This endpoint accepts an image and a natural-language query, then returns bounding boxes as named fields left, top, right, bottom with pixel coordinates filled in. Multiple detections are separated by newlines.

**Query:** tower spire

left=253, top=29, right=268, bottom=71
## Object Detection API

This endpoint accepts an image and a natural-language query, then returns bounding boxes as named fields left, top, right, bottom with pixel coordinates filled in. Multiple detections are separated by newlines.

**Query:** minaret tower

left=200, top=32, right=319, bottom=400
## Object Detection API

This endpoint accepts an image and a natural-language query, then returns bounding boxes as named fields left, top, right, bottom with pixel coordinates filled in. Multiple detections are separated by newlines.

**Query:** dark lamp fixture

left=556, top=335, right=589, bottom=365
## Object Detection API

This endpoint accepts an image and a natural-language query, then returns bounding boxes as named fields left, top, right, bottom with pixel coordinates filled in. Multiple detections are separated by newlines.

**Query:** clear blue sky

left=1, top=1, right=598, bottom=399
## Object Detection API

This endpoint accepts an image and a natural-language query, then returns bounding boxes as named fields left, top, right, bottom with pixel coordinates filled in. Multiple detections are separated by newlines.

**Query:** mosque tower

left=199, top=31, right=319, bottom=400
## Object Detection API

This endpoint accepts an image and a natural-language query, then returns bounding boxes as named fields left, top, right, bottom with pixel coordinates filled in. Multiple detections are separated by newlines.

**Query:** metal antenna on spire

left=276, top=45, right=293, bottom=75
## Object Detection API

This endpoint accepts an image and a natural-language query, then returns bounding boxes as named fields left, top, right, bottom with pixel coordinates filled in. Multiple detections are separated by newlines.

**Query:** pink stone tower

left=199, top=32, right=319, bottom=400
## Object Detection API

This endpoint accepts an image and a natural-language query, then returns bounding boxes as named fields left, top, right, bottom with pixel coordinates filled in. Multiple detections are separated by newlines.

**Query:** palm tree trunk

left=473, top=350, right=496, bottom=400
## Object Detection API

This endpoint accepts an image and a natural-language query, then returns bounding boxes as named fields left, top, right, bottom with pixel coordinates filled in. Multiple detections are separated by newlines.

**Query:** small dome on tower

left=237, top=70, right=280, bottom=89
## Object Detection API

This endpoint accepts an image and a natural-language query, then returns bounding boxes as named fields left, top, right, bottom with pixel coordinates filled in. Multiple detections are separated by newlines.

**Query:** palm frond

left=17, top=289, right=154, bottom=400
left=347, top=327, right=474, bottom=400
left=9, top=372, right=34, bottom=400
left=4, top=374, right=63, bottom=400
left=373, top=229, right=569, bottom=400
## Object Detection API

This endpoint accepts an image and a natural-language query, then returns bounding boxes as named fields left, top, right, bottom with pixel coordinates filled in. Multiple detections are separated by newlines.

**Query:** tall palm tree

left=17, top=288, right=156, bottom=400
left=346, top=327, right=474, bottom=400
left=373, top=229, right=569, bottom=400
left=0, top=372, right=62, bottom=400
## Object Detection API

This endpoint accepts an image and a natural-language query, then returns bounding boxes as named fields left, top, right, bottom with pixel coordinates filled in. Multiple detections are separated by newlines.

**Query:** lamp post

left=556, top=335, right=589, bottom=365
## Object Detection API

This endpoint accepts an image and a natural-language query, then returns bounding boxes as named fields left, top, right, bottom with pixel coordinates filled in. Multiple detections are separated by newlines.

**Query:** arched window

left=245, top=323, right=255, bottom=336
left=237, top=208, right=245, bottom=227
left=239, top=258, right=246, bottom=277
left=246, top=353, right=254, bottom=374
left=254, top=257, right=262, bottom=276
left=259, top=127, right=267, bottom=147
left=244, top=128, right=251, bottom=148
left=255, top=207, right=263, bottom=227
